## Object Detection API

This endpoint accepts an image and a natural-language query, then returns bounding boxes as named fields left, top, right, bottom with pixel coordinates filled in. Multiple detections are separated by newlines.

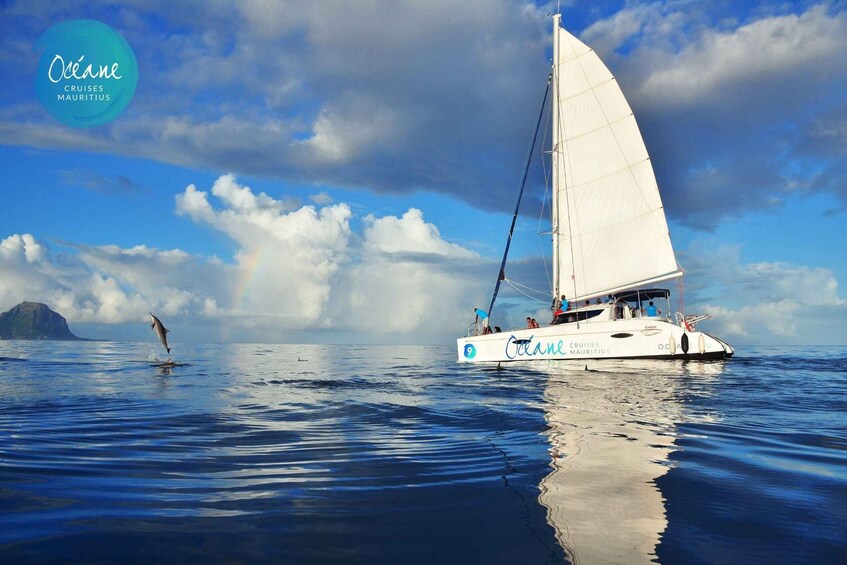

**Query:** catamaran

left=457, top=14, right=733, bottom=363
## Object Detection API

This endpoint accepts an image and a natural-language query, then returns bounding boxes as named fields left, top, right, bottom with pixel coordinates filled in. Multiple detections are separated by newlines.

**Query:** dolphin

left=149, top=313, right=171, bottom=354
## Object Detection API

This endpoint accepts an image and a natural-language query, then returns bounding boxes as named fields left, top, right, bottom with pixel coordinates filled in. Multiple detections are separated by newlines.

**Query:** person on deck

left=473, top=307, right=490, bottom=336
left=551, top=294, right=567, bottom=323
left=531, top=318, right=540, bottom=329
left=646, top=301, right=661, bottom=317
left=551, top=294, right=565, bottom=312
left=526, top=317, right=533, bottom=329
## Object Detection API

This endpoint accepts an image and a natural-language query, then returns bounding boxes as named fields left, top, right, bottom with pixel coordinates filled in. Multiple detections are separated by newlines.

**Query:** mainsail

left=551, top=14, right=682, bottom=302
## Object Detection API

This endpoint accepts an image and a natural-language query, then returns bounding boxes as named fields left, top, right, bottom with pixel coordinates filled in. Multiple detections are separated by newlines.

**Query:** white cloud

left=342, top=209, right=484, bottom=334
left=309, top=192, right=334, bottom=206
left=682, top=243, right=846, bottom=343
left=0, top=233, right=45, bottom=263
left=302, top=97, right=402, bottom=164
left=0, top=176, right=489, bottom=343
left=342, top=254, right=479, bottom=334
left=634, top=5, right=847, bottom=110
left=363, top=209, right=478, bottom=259
left=0, top=234, right=189, bottom=324
left=581, top=3, right=669, bottom=56
left=176, top=175, right=354, bottom=321
left=210, top=173, right=289, bottom=213
left=696, top=302, right=800, bottom=339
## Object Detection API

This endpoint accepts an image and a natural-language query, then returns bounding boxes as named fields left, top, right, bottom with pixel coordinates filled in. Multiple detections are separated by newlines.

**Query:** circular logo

left=35, top=19, right=138, bottom=128
left=463, top=343, right=476, bottom=359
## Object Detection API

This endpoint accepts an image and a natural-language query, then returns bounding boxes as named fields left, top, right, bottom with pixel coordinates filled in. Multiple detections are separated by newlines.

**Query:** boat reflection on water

left=535, top=359, right=727, bottom=564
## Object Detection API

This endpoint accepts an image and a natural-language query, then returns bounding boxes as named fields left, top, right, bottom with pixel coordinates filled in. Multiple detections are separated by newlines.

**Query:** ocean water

left=0, top=341, right=844, bottom=564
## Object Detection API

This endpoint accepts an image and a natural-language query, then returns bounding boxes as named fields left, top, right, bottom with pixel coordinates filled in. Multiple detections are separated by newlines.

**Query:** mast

left=551, top=13, right=561, bottom=301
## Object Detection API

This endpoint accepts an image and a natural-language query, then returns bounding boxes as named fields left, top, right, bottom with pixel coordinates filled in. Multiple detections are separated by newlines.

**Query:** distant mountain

left=0, top=302, right=81, bottom=340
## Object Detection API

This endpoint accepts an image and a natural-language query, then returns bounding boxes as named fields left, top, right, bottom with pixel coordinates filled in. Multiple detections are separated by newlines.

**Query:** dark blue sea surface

left=0, top=342, right=844, bottom=564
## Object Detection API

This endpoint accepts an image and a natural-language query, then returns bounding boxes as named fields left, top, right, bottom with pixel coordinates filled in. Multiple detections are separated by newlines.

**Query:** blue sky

left=0, top=0, right=845, bottom=345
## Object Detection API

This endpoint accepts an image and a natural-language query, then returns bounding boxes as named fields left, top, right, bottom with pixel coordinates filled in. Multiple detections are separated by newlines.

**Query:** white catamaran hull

left=458, top=318, right=733, bottom=363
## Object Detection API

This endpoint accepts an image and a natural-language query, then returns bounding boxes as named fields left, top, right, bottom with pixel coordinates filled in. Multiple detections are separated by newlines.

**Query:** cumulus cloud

left=680, top=243, right=846, bottom=343
left=3, top=178, right=841, bottom=344
left=0, top=176, right=491, bottom=343
left=339, top=209, right=484, bottom=334
left=1, top=233, right=45, bottom=263
left=634, top=5, right=847, bottom=109
left=363, top=209, right=478, bottom=259
left=0, top=233, right=192, bottom=324
left=176, top=174, right=354, bottom=322
left=309, top=192, right=334, bottom=206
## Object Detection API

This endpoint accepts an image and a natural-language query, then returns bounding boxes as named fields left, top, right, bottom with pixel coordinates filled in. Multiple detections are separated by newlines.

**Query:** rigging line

left=505, top=279, right=548, bottom=304
left=538, top=84, right=554, bottom=296
left=537, top=211, right=552, bottom=295
left=486, top=72, right=552, bottom=320
left=552, top=40, right=581, bottom=309
left=676, top=267, right=687, bottom=315
left=505, top=277, right=550, bottom=298
left=536, top=237, right=552, bottom=294
left=539, top=89, right=552, bottom=228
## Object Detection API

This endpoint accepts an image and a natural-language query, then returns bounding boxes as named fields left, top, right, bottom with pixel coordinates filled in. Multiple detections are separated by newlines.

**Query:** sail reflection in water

left=537, top=360, right=727, bottom=564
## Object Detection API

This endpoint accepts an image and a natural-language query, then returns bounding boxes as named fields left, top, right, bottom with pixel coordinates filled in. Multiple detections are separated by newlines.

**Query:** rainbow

left=232, top=246, right=264, bottom=311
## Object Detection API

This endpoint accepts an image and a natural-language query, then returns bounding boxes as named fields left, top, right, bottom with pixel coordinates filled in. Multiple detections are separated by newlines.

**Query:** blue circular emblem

left=463, top=344, right=476, bottom=359
left=35, top=19, right=138, bottom=128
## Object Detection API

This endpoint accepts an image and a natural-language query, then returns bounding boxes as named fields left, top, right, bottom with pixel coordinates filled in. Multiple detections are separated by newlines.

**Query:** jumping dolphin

left=149, top=313, right=171, bottom=354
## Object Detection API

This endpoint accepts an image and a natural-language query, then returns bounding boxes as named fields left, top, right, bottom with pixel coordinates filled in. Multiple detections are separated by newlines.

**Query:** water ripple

left=0, top=342, right=562, bottom=564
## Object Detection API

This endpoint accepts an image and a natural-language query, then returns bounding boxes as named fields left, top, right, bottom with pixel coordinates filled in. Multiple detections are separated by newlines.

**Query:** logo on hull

left=504, top=335, right=608, bottom=359
left=463, top=344, right=476, bottom=359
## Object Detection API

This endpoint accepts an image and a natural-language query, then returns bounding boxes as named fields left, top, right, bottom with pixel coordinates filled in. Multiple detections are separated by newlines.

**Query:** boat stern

left=457, top=336, right=492, bottom=363
left=457, top=337, right=475, bottom=363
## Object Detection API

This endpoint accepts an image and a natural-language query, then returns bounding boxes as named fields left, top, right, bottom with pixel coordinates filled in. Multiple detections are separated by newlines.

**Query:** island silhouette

left=0, top=302, right=85, bottom=340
